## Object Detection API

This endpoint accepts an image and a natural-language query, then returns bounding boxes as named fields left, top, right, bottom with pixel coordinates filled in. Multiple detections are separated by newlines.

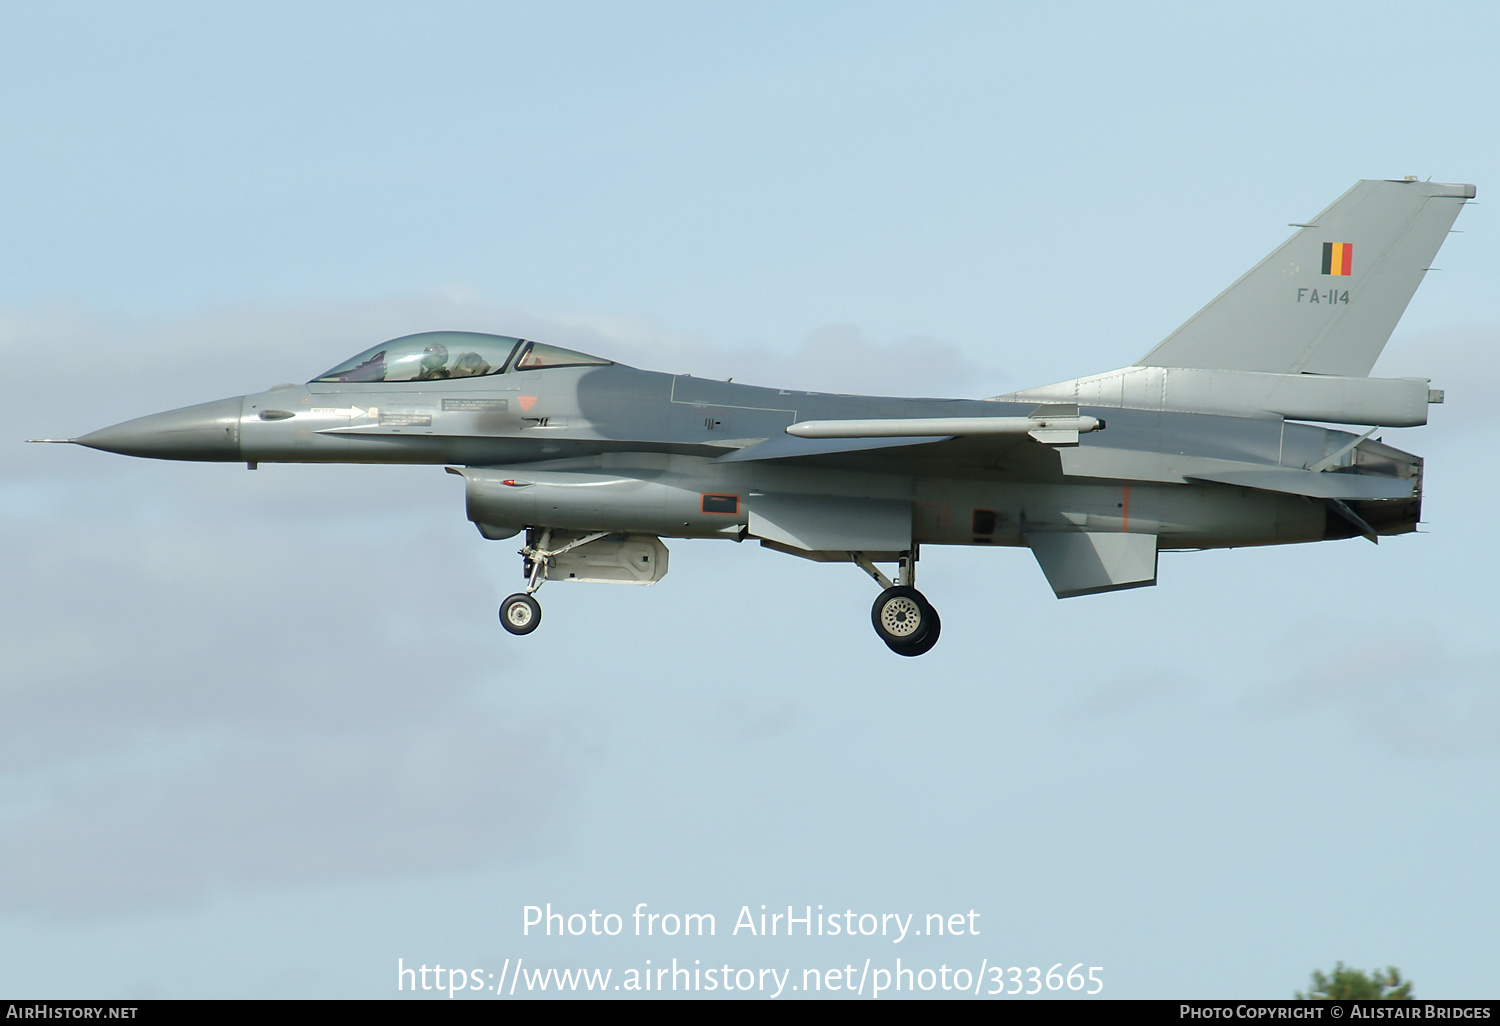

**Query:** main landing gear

left=853, top=551, right=941, bottom=656
left=498, top=527, right=610, bottom=636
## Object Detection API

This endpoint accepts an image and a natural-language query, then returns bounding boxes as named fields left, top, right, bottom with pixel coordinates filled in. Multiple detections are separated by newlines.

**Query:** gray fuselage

left=77, top=360, right=1416, bottom=554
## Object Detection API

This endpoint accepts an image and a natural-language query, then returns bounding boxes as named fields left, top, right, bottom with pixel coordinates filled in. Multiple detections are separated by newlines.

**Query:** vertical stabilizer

left=1137, top=179, right=1473, bottom=377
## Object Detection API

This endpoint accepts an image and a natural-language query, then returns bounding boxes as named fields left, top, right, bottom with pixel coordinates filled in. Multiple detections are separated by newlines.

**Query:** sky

left=2, top=0, right=1498, bottom=1000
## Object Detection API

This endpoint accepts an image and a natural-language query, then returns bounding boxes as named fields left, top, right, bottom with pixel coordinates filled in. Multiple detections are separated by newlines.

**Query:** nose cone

left=76, top=396, right=244, bottom=461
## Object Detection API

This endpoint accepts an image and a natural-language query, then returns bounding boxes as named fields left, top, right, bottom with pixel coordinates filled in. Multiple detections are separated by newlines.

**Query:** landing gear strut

left=498, top=527, right=610, bottom=637
left=853, top=550, right=941, bottom=656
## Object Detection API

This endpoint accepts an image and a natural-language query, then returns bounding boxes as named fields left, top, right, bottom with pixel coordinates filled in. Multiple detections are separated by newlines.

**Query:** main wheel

left=871, top=586, right=934, bottom=647
left=887, top=605, right=940, bottom=657
left=499, top=593, right=542, bottom=635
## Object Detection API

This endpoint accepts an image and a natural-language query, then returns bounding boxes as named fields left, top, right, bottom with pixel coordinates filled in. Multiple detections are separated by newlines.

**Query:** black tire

left=871, top=586, right=934, bottom=647
left=887, top=605, right=941, bottom=657
left=499, top=593, right=542, bottom=635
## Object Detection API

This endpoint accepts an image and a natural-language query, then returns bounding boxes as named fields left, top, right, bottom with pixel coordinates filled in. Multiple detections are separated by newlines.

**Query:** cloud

left=533, top=312, right=1000, bottom=397
left=1248, top=631, right=1500, bottom=757
left=0, top=492, right=587, bottom=917
left=1066, top=670, right=1202, bottom=720
left=0, top=720, right=575, bottom=918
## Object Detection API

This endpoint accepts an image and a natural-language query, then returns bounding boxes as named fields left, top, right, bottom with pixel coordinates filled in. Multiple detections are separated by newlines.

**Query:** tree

left=1298, top=963, right=1412, bottom=1000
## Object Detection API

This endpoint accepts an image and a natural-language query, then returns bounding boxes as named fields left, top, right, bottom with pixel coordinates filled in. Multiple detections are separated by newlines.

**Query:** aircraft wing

left=714, top=433, right=949, bottom=463
left=719, top=406, right=1101, bottom=469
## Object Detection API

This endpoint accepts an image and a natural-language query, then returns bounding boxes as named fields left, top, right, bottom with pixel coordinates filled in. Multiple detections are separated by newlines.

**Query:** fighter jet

left=34, top=178, right=1472, bottom=654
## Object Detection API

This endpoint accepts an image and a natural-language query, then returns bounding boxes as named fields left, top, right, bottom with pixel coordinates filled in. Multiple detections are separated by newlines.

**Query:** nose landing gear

left=853, top=550, right=941, bottom=656
left=498, top=527, right=609, bottom=636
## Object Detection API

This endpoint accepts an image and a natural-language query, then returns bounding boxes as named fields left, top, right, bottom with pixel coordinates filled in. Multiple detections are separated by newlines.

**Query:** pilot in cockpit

left=311, top=332, right=610, bottom=385
left=416, top=343, right=451, bottom=380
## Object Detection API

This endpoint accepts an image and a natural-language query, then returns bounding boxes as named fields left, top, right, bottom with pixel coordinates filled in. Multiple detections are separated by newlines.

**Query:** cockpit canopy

left=310, top=331, right=611, bottom=383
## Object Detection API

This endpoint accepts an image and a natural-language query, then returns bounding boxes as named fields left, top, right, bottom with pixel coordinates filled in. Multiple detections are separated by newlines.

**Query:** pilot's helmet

left=420, top=343, right=450, bottom=373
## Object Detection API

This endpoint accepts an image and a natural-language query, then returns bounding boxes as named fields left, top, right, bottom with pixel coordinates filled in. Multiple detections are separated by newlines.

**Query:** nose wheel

left=500, top=593, right=541, bottom=635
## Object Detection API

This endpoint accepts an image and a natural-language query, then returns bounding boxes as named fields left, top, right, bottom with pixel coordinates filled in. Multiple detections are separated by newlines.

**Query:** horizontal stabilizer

left=1026, top=531, right=1158, bottom=599
left=747, top=493, right=912, bottom=552
left=1138, top=179, right=1473, bottom=376
left=1185, top=468, right=1413, bottom=500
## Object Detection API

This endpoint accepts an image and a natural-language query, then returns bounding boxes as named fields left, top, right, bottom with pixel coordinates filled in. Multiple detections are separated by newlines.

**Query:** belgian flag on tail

left=1322, top=242, right=1353, bottom=276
